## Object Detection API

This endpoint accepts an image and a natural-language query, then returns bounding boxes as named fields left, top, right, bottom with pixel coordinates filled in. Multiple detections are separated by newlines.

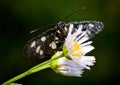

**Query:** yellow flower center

left=71, top=42, right=82, bottom=57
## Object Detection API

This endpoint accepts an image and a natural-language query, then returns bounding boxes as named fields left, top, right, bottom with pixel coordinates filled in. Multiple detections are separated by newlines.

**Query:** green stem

left=2, top=52, right=63, bottom=85
left=2, top=59, right=51, bottom=85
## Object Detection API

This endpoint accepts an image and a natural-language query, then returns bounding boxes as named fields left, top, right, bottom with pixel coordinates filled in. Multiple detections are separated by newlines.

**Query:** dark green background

left=0, top=0, right=120, bottom=85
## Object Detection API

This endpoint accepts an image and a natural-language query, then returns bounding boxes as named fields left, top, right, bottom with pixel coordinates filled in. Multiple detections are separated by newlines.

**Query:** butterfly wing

left=23, top=28, right=63, bottom=60
left=67, top=21, right=104, bottom=39
left=23, top=21, right=103, bottom=60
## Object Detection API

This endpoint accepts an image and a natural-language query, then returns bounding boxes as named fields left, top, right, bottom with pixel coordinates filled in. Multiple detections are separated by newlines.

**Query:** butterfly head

left=55, top=21, right=68, bottom=40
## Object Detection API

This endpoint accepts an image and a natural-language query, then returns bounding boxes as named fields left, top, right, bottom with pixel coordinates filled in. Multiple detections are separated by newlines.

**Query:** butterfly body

left=24, top=21, right=103, bottom=60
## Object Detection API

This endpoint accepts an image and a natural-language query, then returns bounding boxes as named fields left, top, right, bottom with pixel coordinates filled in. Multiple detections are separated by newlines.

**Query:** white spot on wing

left=49, top=42, right=57, bottom=49
left=51, top=33, right=53, bottom=35
left=55, top=37, right=59, bottom=40
left=36, top=46, right=41, bottom=53
left=41, top=36, right=46, bottom=42
left=88, top=24, right=94, bottom=28
left=39, top=50, right=43, bottom=55
left=55, top=41, right=58, bottom=43
left=30, top=41, right=36, bottom=48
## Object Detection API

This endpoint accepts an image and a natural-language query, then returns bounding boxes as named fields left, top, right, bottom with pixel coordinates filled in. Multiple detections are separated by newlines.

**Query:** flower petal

left=74, top=56, right=96, bottom=70
left=82, top=45, right=95, bottom=55
left=81, top=41, right=93, bottom=47
left=77, top=37, right=89, bottom=44
left=56, top=57, right=84, bottom=77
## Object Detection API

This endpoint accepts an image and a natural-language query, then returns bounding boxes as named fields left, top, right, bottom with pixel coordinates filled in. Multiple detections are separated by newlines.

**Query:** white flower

left=51, top=24, right=96, bottom=77
left=51, top=57, right=84, bottom=77
left=63, top=24, right=96, bottom=70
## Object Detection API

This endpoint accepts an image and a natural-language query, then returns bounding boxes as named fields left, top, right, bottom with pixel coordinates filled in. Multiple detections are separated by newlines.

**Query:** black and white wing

left=23, top=21, right=103, bottom=61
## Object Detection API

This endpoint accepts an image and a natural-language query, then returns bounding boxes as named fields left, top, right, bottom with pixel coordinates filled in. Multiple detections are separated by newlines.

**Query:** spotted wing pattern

left=23, top=29, right=64, bottom=60
left=23, top=21, right=103, bottom=60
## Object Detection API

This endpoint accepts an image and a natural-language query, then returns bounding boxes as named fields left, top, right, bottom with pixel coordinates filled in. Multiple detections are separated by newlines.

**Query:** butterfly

left=23, top=21, right=103, bottom=61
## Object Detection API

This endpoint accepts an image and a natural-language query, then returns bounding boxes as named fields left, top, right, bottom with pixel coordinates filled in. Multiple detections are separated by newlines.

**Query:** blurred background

left=0, top=0, right=120, bottom=85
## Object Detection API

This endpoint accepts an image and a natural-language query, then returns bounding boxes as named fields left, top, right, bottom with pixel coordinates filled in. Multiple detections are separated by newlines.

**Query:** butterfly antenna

left=61, top=7, right=86, bottom=21
left=30, top=24, right=54, bottom=33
